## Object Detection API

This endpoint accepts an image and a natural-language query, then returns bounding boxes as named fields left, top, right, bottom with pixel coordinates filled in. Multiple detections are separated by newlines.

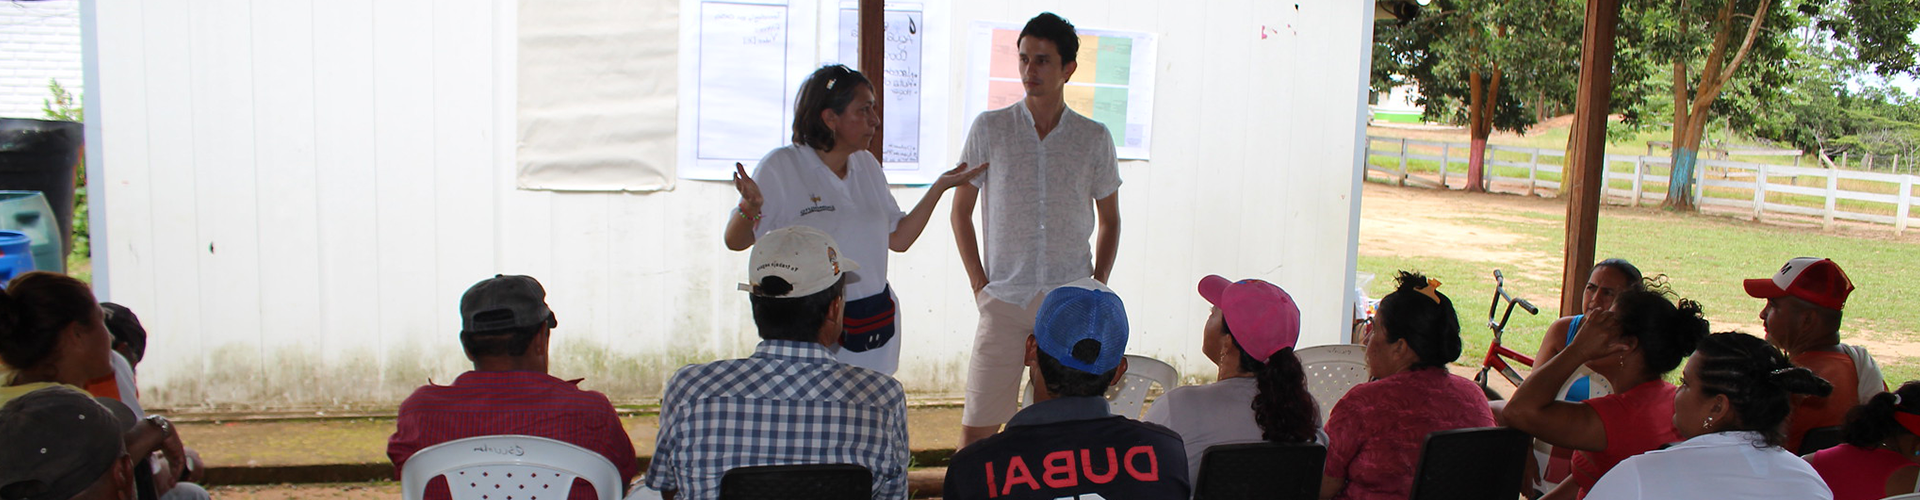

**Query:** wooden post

left=1631, top=157, right=1644, bottom=206
left=859, top=0, right=885, bottom=162
left=1752, top=162, right=1767, bottom=221
left=1562, top=0, right=1622, bottom=317
left=1897, top=177, right=1912, bottom=234
left=1824, top=171, right=1839, bottom=229
left=1398, top=138, right=1409, bottom=186
left=1528, top=149, right=1540, bottom=195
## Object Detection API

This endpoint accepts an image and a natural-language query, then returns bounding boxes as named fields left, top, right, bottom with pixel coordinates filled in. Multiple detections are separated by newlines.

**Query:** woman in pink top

left=1320, top=272, right=1494, bottom=500
left=1503, top=289, right=1709, bottom=499
left=1807, top=381, right=1920, bottom=499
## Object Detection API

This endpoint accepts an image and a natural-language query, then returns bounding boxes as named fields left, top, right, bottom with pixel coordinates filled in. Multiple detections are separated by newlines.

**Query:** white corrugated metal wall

left=83, top=0, right=1372, bottom=409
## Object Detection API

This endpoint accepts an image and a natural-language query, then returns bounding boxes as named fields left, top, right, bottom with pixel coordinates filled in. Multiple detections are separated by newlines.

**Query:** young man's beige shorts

left=962, top=290, right=1048, bottom=427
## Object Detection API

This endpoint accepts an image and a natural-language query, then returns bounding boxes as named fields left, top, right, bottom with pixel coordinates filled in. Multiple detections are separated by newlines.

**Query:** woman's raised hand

left=1566, top=310, right=1632, bottom=362
left=933, top=162, right=989, bottom=191
left=732, top=162, right=764, bottom=212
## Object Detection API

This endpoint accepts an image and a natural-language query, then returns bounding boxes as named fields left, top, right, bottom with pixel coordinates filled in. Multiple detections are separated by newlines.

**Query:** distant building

left=1370, top=85, right=1425, bottom=125
left=0, top=0, right=83, bottom=119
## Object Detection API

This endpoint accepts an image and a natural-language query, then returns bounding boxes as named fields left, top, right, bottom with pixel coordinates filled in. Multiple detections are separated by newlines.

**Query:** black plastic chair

left=718, top=463, right=872, bottom=500
left=1193, top=442, right=1326, bottom=500
left=1797, top=425, right=1845, bottom=456
left=1408, top=427, right=1532, bottom=500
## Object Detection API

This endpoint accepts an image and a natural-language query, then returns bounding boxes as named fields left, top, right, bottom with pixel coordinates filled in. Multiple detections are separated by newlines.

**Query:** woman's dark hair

left=1842, top=381, right=1920, bottom=448
left=1694, top=332, right=1834, bottom=447
left=1610, top=291, right=1708, bottom=376
left=0, top=272, right=100, bottom=371
left=1017, top=12, right=1081, bottom=64
left=749, top=276, right=847, bottom=342
left=1593, top=258, right=1648, bottom=293
left=1036, top=339, right=1118, bottom=397
left=1230, top=320, right=1317, bottom=442
left=791, top=65, right=872, bottom=152
left=1374, top=271, right=1462, bottom=369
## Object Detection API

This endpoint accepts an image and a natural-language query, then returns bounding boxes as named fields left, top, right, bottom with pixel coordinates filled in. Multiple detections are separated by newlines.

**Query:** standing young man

left=951, top=12, right=1123, bottom=448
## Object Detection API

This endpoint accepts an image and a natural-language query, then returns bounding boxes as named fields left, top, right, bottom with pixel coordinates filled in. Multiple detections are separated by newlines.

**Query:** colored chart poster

left=830, top=1, right=952, bottom=185
left=964, top=22, right=1157, bottom=160
left=677, top=0, right=820, bottom=181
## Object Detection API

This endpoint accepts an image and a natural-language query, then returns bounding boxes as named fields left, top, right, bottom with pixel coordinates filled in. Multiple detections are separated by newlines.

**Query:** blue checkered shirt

left=644, top=340, right=909, bottom=499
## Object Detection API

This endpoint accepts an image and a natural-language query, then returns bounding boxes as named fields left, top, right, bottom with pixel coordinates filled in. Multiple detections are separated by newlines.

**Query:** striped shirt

left=645, top=340, right=909, bottom=500
left=388, top=371, right=639, bottom=500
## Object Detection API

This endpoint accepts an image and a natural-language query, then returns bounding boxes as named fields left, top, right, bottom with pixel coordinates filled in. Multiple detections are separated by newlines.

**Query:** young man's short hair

left=1035, top=338, right=1117, bottom=397
left=750, top=276, right=846, bottom=342
left=1018, top=12, right=1080, bottom=64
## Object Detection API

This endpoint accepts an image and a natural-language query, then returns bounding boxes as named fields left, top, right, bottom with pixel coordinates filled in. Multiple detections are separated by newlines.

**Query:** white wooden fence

left=1364, top=136, right=1920, bottom=233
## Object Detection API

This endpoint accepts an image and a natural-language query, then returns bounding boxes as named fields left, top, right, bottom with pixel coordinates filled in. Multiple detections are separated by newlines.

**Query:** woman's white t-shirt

left=1585, top=431, right=1833, bottom=500
left=750, top=144, right=904, bottom=301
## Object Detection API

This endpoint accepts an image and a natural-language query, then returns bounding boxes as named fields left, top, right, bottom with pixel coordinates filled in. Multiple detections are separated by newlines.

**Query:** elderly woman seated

left=1585, top=332, right=1834, bottom=499
left=1806, top=380, right=1920, bottom=500
left=1319, top=272, right=1494, bottom=500
left=1501, top=289, right=1708, bottom=499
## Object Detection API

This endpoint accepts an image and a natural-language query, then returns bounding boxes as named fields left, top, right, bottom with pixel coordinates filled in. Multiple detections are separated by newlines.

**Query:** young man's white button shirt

left=960, top=102, right=1121, bottom=305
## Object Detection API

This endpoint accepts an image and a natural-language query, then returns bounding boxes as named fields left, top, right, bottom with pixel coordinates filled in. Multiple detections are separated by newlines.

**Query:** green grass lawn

left=1358, top=183, right=1920, bottom=386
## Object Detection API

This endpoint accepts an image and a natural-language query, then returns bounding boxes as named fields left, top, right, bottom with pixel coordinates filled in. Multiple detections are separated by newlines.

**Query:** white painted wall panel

left=89, top=0, right=1370, bottom=408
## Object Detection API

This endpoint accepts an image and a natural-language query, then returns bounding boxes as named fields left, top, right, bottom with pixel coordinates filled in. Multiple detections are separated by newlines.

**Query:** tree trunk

left=1466, top=68, right=1501, bottom=193
left=1663, top=0, right=1769, bottom=211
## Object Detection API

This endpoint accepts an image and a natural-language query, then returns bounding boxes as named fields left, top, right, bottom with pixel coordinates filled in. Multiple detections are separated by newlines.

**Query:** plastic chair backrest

left=1797, top=425, right=1845, bottom=456
left=400, top=435, right=622, bottom=500
left=1408, top=427, right=1532, bottom=500
left=1880, top=493, right=1920, bottom=500
left=1109, top=354, right=1178, bottom=419
left=1294, top=344, right=1368, bottom=424
left=718, top=464, right=872, bottom=500
left=1193, top=442, right=1326, bottom=500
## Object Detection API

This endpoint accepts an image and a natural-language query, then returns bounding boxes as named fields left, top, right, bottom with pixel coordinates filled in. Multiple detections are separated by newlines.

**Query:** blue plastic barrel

left=0, top=191, right=60, bottom=273
left=0, top=230, right=36, bottom=284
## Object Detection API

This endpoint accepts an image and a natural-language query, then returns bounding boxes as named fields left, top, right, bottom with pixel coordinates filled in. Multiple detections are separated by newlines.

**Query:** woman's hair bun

left=1768, top=366, right=1834, bottom=397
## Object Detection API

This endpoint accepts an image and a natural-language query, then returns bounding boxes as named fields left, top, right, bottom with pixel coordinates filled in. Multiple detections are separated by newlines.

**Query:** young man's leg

left=960, top=292, right=1043, bottom=448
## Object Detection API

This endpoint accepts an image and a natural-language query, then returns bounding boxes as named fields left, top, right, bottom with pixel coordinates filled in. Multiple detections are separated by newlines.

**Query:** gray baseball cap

left=460, top=274, right=557, bottom=333
left=0, top=386, right=127, bottom=500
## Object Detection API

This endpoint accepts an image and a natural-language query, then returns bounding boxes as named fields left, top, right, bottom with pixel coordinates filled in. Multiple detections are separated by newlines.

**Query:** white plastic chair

left=401, top=435, right=624, bottom=500
left=1295, top=344, right=1368, bottom=424
left=1019, top=354, right=1179, bottom=419
left=1108, top=354, right=1179, bottom=419
left=1882, top=494, right=1920, bottom=500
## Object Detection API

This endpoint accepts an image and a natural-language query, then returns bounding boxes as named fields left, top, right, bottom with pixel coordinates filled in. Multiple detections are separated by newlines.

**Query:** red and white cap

left=1744, top=257, right=1853, bottom=311
left=1198, top=275, right=1301, bottom=363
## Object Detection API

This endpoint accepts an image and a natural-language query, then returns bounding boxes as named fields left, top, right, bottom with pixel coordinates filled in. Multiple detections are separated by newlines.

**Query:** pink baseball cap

left=1744, top=257, right=1853, bottom=311
left=1198, top=275, right=1301, bottom=363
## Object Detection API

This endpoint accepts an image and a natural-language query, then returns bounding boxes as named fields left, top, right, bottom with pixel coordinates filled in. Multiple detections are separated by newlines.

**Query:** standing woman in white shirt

left=1586, top=332, right=1836, bottom=500
left=723, top=64, right=985, bottom=375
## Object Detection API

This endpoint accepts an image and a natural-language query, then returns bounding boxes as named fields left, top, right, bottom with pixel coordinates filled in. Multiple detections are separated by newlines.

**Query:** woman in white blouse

left=722, top=64, right=983, bottom=375
left=1586, top=332, right=1836, bottom=499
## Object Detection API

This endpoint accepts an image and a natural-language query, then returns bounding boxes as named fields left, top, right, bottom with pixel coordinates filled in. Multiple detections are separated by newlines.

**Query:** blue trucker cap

left=1034, top=278, right=1129, bottom=374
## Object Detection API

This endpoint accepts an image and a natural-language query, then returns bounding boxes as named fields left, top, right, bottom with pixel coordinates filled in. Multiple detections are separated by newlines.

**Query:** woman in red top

left=1319, top=272, right=1496, bottom=500
left=1502, top=289, right=1709, bottom=500
left=1807, top=381, right=1920, bottom=499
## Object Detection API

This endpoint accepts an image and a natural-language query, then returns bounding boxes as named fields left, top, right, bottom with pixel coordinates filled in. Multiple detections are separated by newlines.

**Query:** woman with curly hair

left=1502, top=289, right=1708, bottom=499
left=1146, top=276, right=1324, bottom=485
left=1320, top=271, right=1494, bottom=500
left=1586, top=332, right=1834, bottom=499
left=1805, top=381, right=1920, bottom=499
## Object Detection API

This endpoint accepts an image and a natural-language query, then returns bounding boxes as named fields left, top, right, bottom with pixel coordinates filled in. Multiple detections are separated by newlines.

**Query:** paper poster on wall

left=964, top=22, right=1157, bottom=160
left=827, top=1, right=951, bottom=185
left=678, top=0, right=820, bottom=181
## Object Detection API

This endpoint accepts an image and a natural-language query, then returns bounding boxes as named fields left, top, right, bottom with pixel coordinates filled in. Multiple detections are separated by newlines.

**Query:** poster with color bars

left=966, top=22, right=1158, bottom=159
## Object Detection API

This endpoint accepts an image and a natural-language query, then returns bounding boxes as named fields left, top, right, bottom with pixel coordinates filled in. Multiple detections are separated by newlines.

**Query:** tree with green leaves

left=1650, top=0, right=1920, bottom=210
left=1374, top=0, right=1584, bottom=192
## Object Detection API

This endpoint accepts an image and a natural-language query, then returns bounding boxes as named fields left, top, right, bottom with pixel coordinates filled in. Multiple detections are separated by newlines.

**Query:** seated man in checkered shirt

left=643, top=226, right=910, bottom=500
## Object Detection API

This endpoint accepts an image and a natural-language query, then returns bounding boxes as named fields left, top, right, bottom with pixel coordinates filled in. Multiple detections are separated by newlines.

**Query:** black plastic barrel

left=0, top=118, right=79, bottom=270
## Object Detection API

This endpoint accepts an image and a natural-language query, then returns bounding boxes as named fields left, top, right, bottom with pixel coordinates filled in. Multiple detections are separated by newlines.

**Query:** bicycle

left=1476, top=269, right=1539, bottom=401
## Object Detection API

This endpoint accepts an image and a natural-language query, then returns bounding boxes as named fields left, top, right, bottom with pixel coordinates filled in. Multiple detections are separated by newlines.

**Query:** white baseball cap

left=744, top=226, right=859, bottom=297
